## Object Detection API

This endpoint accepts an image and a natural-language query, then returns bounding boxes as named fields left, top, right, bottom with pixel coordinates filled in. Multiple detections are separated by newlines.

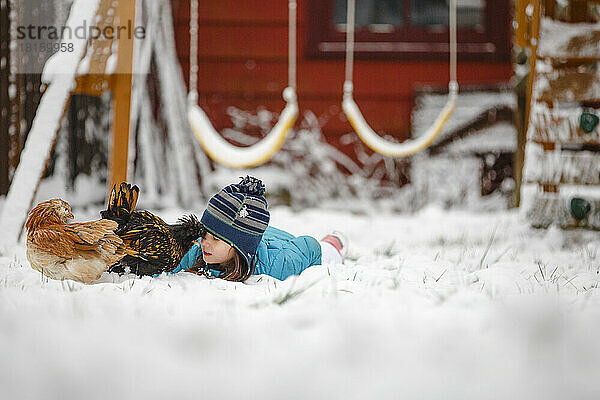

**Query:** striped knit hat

left=201, top=176, right=270, bottom=266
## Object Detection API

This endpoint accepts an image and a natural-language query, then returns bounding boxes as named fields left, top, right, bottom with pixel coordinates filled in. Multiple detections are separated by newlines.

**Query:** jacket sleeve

left=266, top=236, right=322, bottom=280
left=172, top=243, right=202, bottom=273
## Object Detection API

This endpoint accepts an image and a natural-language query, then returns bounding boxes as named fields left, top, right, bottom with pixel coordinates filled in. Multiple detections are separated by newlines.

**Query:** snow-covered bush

left=206, top=107, right=413, bottom=212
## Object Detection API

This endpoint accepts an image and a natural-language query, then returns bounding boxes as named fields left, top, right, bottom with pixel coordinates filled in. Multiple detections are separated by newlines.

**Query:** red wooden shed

left=171, top=0, right=512, bottom=162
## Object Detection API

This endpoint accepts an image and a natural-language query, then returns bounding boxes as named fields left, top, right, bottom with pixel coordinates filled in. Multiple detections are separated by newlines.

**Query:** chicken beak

left=67, top=211, right=74, bottom=220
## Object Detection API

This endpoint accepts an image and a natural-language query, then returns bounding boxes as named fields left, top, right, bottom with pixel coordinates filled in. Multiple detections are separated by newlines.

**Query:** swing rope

left=187, top=0, right=298, bottom=169
left=342, top=0, right=458, bottom=158
left=188, top=0, right=198, bottom=104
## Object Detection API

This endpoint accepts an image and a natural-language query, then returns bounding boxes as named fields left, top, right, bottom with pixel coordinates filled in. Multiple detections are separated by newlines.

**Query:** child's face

left=200, top=232, right=235, bottom=264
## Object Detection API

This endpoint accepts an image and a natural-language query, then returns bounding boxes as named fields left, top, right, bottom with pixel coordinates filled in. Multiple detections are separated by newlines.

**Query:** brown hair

left=189, top=250, right=255, bottom=282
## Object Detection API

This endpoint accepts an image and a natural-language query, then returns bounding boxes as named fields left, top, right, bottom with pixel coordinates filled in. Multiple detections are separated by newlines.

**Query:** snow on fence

left=524, top=143, right=600, bottom=186
left=528, top=191, right=600, bottom=230
left=535, top=67, right=600, bottom=104
left=538, top=18, right=600, bottom=60
left=529, top=104, right=600, bottom=145
left=524, top=13, right=600, bottom=231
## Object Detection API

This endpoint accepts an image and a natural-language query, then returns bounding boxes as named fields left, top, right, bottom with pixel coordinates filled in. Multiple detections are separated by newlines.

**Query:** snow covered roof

left=441, top=122, right=516, bottom=154
left=412, top=90, right=517, bottom=154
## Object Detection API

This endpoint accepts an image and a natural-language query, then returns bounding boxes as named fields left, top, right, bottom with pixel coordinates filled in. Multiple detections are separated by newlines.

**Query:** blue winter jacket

left=174, top=226, right=322, bottom=280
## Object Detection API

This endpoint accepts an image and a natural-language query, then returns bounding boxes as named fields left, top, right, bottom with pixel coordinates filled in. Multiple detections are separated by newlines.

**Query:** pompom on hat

left=200, top=176, right=270, bottom=266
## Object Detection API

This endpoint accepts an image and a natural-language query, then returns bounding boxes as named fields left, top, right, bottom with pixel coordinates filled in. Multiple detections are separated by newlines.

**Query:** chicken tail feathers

left=101, top=182, right=139, bottom=223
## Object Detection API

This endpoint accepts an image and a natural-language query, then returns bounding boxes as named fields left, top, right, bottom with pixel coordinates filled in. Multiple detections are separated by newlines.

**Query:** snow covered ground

left=1, top=204, right=600, bottom=399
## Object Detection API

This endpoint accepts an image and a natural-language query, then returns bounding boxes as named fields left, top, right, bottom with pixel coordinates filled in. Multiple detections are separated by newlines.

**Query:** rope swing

left=342, top=0, right=459, bottom=158
left=187, top=0, right=298, bottom=168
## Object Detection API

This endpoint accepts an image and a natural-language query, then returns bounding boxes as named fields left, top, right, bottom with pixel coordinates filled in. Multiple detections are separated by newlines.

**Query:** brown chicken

left=26, top=198, right=127, bottom=284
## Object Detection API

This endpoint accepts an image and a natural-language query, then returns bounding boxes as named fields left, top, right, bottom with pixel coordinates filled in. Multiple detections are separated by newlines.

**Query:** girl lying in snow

left=172, top=176, right=345, bottom=282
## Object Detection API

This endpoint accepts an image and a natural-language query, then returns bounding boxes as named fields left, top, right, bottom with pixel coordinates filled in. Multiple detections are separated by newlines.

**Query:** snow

left=538, top=18, right=600, bottom=59
left=411, top=154, right=487, bottom=208
left=3, top=0, right=600, bottom=396
left=524, top=143, right=600, bottom=185
left=535, top=67, right=600, bottom=104
left=441, top=122, right=516, bottom=154
left=1, top=204, right=600, bottom=399
left=413, top=90, right=516, bottom=145
left=146, top=0, right=203, bottom=206
left=409, top=91, right=517, bottom=210
left=529, top=103, right=600, bottom=144
left=42, top=0, right=102, bottom=83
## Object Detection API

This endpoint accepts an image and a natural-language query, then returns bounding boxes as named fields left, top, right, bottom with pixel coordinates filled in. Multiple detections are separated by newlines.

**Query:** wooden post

left=109, top=0, right=136, bottom=190
left=514, top=0, right=542, bottom=207
left=570, top=0, right=588, bottom=22
left=0, top=0, right=10, bottom=195
left=525, top=0, right=541, bottom=137
left=513, top=73, right=528, bottom=207
left=515, top=0, right=528, bottom=48
left=544, top=0, right=555, bottom=17
left=514, top=0, right=531, bottom=207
